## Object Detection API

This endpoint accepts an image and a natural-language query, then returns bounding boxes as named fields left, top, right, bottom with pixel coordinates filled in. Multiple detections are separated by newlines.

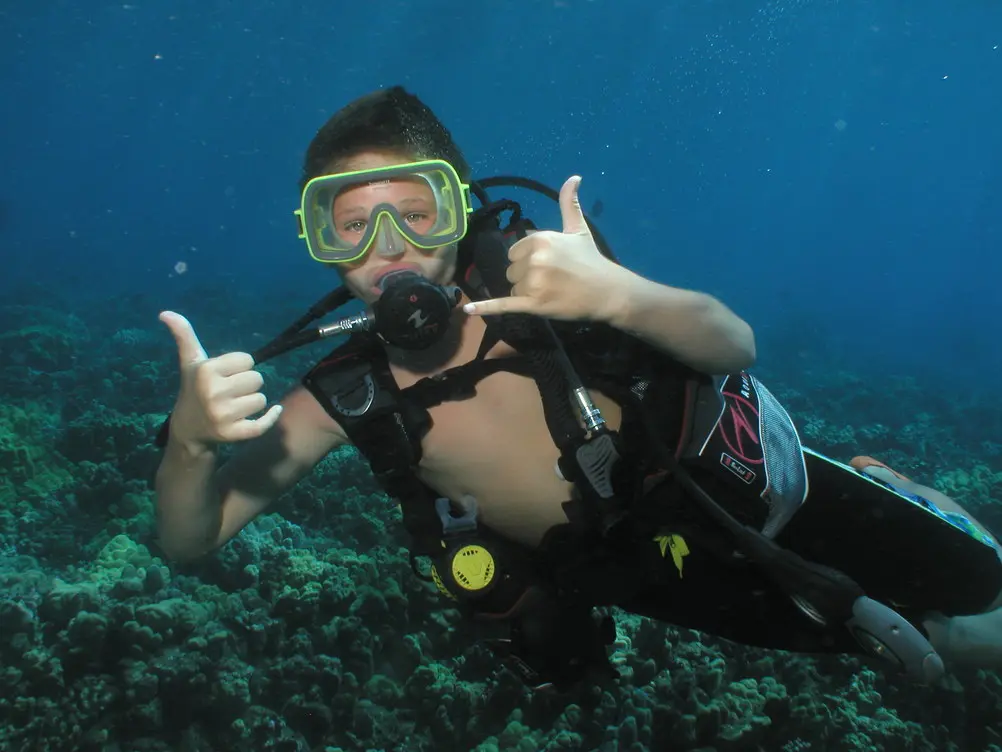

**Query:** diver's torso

left=388, top=317, right=623, bottom=549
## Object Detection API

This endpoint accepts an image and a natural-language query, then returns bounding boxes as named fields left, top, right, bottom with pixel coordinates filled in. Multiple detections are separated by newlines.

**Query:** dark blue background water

left=2, top=0, right=1000, bottom=387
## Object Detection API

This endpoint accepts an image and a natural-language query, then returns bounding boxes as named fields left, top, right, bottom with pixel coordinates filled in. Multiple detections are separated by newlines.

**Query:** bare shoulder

left=221, top=385, right=348, bottom=485
left=211, top=385, right=348, bottom=545
left=280, top=384, right=349, bottom=444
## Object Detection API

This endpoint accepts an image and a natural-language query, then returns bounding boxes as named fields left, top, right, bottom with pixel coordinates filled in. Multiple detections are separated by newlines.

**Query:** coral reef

left=1, top=293, right=1000, bottom=751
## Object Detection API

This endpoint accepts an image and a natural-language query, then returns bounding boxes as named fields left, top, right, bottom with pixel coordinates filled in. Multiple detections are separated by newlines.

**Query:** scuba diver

left=154, top=86, right=1002, bottom=692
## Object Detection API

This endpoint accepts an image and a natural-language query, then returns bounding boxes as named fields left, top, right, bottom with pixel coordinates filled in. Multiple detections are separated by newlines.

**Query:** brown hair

left=300, top=86, right=471, bottom=192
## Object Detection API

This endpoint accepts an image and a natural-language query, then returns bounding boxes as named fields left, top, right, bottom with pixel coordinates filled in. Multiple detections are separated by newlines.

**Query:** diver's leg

left=851, top=457, right=1000, bottom=554
left=923, top=609, right=1002, bottom=670
left=854, top=458, right=1002, bottom=669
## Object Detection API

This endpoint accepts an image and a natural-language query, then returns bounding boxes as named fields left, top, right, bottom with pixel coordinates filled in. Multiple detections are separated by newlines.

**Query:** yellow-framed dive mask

left=294, top=159, right=474, bottom=264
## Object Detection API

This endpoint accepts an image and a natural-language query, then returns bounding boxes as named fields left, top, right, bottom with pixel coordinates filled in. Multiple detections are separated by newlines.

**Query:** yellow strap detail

left=654, top=532, right=690, bottom=578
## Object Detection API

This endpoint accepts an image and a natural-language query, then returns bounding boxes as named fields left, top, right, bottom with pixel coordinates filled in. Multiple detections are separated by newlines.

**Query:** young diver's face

left=326, top=150, right=459, bottom=305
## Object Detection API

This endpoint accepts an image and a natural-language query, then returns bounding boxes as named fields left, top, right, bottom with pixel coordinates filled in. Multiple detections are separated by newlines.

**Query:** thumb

left=159, top=310, right=208, bottom=367
left=559, top=175, right=590, bottom=236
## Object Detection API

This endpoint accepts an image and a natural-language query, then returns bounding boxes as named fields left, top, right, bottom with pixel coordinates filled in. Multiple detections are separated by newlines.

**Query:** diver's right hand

left=159, top=311, right=283, bottom=453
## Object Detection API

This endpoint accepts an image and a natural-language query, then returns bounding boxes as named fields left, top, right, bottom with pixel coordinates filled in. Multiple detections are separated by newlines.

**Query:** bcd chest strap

left=301, top=322, right=543, bottom=562
left=302, top=336, right=444, bottom=558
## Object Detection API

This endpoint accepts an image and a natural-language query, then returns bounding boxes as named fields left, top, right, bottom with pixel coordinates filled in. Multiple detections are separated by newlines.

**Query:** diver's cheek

left=341, top=267, right=377, bottom=304
left=430, top=244, right=460, bottom=285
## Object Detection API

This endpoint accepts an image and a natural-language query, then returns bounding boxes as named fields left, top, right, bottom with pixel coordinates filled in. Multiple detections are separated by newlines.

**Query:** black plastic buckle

left=435, top=496, right=479, bottom=537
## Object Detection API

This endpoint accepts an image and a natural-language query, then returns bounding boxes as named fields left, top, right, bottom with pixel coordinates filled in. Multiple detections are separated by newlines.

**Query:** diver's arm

left=602, top=270, right=756, bottom=375
left=155, top=386, right=347, bottom=562
left=154, top=438, right=223, bottom=562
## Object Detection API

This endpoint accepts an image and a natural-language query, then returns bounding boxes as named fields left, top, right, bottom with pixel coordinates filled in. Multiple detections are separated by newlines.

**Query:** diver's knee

left=923, top=610, right=1002, bottom=670
left=922, top=612, right=954, bottom=655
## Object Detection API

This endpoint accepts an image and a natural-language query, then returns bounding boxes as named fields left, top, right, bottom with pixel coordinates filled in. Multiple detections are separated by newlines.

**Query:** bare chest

left=395, top=355, right=621, bottom=548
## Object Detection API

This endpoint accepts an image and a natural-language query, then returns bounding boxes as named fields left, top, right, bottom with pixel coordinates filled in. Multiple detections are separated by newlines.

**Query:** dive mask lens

left=295, top=160, right=473, bottom=264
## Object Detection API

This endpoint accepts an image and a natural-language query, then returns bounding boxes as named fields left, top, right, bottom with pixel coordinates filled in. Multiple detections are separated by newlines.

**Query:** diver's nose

left=373, top=218, right=409, bottom=258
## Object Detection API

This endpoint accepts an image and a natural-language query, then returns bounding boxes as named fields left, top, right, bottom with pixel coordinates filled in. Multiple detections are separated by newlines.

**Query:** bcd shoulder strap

left=301, top=334, right=444, bottom=557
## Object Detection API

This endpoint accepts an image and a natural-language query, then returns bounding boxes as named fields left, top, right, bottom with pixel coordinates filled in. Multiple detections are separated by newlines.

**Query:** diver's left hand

left=463, top=176, right=631, bottom=322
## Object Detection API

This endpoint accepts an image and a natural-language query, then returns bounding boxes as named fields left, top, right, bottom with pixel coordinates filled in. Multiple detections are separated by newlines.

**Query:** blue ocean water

left=3, top=0, right=1000, bottom=385
left=2, top=1, right=1001, bottom=750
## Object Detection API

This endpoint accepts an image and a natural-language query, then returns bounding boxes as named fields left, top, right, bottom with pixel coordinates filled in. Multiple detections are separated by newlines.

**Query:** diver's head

left=298, top=87, right=472, bottom=305
left=300, top=86, right=471, bottom=189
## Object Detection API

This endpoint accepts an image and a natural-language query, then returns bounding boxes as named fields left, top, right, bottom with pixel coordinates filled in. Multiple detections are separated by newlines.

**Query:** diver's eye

left=342, top=219, right=367, bottom=234
left=404, top=212, right=429, bottom=225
